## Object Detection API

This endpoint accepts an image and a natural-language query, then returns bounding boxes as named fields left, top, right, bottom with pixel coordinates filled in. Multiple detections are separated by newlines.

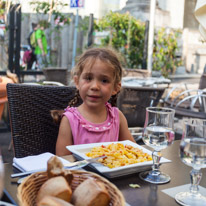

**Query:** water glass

left=0, top=149, right=4, bottom=199
left=139, top=107, right=175, bottom=184
left=175, top=119, right=206, bottom=205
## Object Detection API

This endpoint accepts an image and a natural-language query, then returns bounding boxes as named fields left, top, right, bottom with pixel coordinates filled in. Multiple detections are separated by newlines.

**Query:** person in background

left=35, top=22, right=48, bottom=70
left=53, top=48, right=136, bottom=156
left=27, top=23, right=38, bottom=70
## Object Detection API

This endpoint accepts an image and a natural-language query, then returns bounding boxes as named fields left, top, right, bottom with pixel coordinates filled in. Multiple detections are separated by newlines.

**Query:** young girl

left=55, top=48, right=135, bottom=156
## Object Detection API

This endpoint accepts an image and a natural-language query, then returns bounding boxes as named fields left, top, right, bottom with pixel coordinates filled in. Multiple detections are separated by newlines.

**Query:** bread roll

left=37, top=176, right=72, bottom=203
left=47, top=156, right=73, bottom=184
left=63, top=169, right=73, bottom=185
left=47, top=156, right=64, bottom=178
left=71, top=178, right=110, bottom=206
left=37, top=196, right=74, bottom=206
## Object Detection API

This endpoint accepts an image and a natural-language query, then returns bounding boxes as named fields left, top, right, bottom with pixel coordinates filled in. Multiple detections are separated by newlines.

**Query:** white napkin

left=195, top=0, right=206, bottom=40
left=13, top=152, right=70, bottom=172
left=162, top=184, right=206, bottom=198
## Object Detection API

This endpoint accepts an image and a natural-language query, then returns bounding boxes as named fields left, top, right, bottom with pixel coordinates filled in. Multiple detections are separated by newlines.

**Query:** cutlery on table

left=11, top=155, right=106, bottom=178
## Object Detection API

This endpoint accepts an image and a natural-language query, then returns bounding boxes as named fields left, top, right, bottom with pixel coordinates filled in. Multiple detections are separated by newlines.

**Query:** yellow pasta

left=86, top=143, right=152, bottom=168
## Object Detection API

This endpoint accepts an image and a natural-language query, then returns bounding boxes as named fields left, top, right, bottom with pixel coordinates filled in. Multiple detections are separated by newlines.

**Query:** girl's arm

left=118, top=110, right=136, bottom=143
left=56, top=116, right=73, bottom=156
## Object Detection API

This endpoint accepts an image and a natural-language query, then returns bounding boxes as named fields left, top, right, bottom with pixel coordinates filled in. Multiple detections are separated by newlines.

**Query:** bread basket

left=17, top=170, right=125, bottom=206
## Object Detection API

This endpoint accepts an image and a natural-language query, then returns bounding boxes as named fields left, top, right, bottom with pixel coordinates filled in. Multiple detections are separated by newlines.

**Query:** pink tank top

left=63, top=103, right=119, bottom=145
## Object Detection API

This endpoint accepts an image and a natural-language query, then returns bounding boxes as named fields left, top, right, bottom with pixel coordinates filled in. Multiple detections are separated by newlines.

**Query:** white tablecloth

left=122, top=76, right=171, bottom=87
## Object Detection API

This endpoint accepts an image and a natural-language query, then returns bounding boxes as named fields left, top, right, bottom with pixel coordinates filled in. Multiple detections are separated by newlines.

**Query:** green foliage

left=30, top=0, right=71, bottom=28
left=153, top=28, right=182, bottom=77
left=78, top=16, right=90, bottom=35
left=94, top=11, right=145, bottom=68
left=38, top=19, right=50, bottom=29
left=94, top=12, right=182, bottom=77
left=0, top=0, right=6, bottom=16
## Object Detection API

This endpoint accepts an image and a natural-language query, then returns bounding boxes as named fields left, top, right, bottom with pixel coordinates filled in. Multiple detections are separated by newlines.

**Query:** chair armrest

left=171, top=89, right=201, bottom=107
left=175, top=93, right=206, bottom=112
left=43, top=81, right=65, bottom=86
left=164, top=83, right=188, bottom=101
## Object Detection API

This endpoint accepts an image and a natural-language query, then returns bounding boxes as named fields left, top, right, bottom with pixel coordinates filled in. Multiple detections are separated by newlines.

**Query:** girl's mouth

left=88, top=95, right=100, bottom=101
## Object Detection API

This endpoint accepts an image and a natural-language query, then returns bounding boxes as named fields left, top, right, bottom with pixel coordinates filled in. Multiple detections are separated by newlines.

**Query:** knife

left=11, top=155, right=106, bottom=178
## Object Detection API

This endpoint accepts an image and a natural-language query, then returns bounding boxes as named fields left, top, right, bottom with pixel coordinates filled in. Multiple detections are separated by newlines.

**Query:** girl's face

left=74, top=59, right=121, bottom=108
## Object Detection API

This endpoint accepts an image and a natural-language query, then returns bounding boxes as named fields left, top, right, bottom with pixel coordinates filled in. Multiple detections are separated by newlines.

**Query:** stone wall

left=120, top=0, right=170, bottom=27
left=182, top=28, right=206, bottom=74
left=183, top=0, right=199, bottom=29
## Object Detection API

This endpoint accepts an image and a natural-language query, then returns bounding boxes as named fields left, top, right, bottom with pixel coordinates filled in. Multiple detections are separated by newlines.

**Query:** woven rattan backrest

left=117, top=86, right=165, bottom=127
left=7, top=83, right=77, bottom=158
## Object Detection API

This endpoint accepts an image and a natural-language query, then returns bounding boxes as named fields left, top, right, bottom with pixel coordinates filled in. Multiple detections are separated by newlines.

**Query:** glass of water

left=175, top=119, right=206, bottom=205
left=139, top=107, right=175, bottom=184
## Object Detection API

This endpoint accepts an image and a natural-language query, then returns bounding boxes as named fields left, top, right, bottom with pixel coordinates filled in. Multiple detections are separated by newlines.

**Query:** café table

left=118, top=76, right=170, bottom=128
left=121, top=76, right=171, bottom=88
left=3, top=140, right=206, bottom=206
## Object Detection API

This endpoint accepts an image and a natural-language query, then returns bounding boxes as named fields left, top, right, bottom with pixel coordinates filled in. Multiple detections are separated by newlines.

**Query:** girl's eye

left=85, top=76, right=92, bottom=81
left=102, top=79, right=109, bottom=83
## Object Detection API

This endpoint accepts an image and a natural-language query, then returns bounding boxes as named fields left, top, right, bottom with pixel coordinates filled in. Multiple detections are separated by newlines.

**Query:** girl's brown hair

left=51, top=47, right=123, bottom=124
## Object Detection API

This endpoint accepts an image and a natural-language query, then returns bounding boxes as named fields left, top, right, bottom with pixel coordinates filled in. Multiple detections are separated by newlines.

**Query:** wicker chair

left=6, top=83, right=77, bottom=158
left=117, top=86, right=165, bottom=127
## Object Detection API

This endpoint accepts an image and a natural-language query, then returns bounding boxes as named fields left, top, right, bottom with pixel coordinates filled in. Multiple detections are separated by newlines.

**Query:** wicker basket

left=17, top=170, right=125, bottom=206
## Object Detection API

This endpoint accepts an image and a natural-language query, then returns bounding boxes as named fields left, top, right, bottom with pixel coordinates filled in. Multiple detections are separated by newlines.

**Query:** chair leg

left=0, top=103, right=5, bottom=120
left=8, top=139, right=13, bottom=151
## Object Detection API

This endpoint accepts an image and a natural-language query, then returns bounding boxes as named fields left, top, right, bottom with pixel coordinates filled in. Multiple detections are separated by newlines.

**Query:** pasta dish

left=86, top=143, right=152, bottom=168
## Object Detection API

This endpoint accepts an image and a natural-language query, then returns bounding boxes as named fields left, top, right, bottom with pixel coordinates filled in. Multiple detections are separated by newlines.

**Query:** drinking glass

left=139, top=107, right=175, bottom=184
left=175, top=119, right=206, bottom=206
left=0, top=148, right=4, bottom=199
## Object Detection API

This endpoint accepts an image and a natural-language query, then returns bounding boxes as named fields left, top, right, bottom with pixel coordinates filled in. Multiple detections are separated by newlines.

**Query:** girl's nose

left=90, top=79, right=100, bottom=90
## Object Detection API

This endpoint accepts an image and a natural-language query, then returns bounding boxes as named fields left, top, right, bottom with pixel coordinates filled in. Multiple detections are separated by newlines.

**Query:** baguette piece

left=47, top=156, right=64, bottom=178
left=37, top=196, right=74, bottom=206
left=37, top=176, right=72, bottom=203
left=47, top=156, right=73, bottom=184
left=71, top=178, right=110, bottom=206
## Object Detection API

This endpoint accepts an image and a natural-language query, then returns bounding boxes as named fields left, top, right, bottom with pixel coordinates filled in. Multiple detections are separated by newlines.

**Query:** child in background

left=55, top=48, right=135, bottom=156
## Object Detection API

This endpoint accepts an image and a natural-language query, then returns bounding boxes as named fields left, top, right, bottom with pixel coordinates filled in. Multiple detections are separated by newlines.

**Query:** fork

left=64, top=155, right=106, bottom=168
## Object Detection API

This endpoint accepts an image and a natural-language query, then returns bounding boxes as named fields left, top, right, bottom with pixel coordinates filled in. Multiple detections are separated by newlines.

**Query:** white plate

left=66, top=140, right=171, bottom=178
left=0, top=201, right=15, bottom=206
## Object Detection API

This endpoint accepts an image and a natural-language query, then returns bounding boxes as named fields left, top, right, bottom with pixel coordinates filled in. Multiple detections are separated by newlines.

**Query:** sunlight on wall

left=20, top=0, right=127, bottom=19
